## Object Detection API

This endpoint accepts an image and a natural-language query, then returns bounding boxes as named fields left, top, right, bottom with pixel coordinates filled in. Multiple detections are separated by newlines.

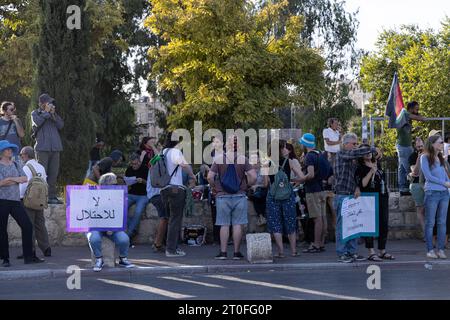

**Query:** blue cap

left=299, top=133, right=316, bottom=149
left=0, top=140, right=18, bottom=154
left=110, top=150, right=123, bottom=162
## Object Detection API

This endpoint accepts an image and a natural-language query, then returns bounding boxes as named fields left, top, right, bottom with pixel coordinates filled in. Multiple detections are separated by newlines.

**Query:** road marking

left=98, top=278, right=194, bottom=299
left=207, top=275, right=368, bottom=300
left=160, top=276, right=225, bottom=288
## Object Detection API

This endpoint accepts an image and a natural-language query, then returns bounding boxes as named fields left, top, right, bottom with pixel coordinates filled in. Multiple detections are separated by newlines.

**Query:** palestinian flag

left=385, top=73, right=407, bottom=128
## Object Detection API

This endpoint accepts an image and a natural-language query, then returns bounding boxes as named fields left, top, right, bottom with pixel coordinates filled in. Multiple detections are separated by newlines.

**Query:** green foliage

left=32, top=0, right=96, bottom=183
left=147, top=0, right=325, bottom=132
left=360, top=21, right=450, bottom=155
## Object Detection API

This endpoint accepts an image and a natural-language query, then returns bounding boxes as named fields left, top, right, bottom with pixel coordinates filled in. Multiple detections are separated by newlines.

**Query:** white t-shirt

left=444, top=143, right=450, bottom=161
left=20, top=159, right=47, bottom=199
left=163, top=148, right=186, bottom=187
left=323, top=128, right=340, bottom=153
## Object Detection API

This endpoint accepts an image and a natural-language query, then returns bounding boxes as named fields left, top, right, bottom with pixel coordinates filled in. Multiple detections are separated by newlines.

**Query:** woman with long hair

left=139, top=136, right=158, bottom=167
left=263, top=140, right=305, bottom=257
left=356, top=145, right=393, bottom=261
left=420, top=135, right=450, bottom=259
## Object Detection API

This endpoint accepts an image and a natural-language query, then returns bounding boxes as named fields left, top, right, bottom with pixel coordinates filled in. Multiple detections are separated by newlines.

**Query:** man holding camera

left=31, top=94, right=64, bottom=205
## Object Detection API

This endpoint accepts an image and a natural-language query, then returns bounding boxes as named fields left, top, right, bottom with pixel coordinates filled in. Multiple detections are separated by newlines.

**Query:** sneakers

left=233, top=252, right=244, bottom=260
left=24, top=256, right=45, bottom=264
left=427, top=250, right=438, bottom=259
left=165, top=248, right=186, bottom=257
left=351, top=254, right=367, bottom=262
left=93, top=258, right=104, bottom=272
left=44, top=247, right=52, bottom=257
left=338, top=254, right=354, bottom=263
left=2, top=259, right=10, bottom=267
left=215, top=252, right=227, bottom=260
left=118, top=257, right=135, bottom=268
left=48, top=197, right=63, bottom=205
left=437, top=250, right=447, bottom=259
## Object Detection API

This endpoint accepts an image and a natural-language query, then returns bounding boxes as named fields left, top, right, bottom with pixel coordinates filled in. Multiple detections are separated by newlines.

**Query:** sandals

left=302, top=245, right=321, bottom=253
left=379, top=252, right=395, bottom=260
left=274, top=253, right=285, bottom=258
left=291, top=252, right=300, bottom=257
left=368, top=254, right=383, bottom=262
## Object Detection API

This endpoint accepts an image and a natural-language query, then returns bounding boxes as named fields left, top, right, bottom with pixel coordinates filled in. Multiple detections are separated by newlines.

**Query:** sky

left=344, top=0, right=449, bottom=51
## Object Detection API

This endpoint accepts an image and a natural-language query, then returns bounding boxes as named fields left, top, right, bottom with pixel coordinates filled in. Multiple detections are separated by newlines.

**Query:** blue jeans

left=87, top=231, right=130, bottom=258
left=334, top=194, right=358, bottom=256
left=396, top=144, right=413, bottom=192
left=127, top=194, right=149, bottom=236
left=424, top=190, right=449, bottom=251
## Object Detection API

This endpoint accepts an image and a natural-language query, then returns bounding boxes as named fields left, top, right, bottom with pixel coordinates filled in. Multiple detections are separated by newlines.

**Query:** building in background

left=132, top=96, right=166, bottom=142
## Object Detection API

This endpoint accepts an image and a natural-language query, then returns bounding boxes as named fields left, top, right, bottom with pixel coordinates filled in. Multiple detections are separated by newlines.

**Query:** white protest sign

left=341, top=193, right=379, bottom=241
left=66, top=185, right=127, bottom=232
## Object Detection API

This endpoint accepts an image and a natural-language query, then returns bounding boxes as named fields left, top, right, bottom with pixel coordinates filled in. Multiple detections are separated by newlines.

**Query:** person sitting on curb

left=84, top=150, right=123, bottom=185
left=86, top=173, right=135, bottom=272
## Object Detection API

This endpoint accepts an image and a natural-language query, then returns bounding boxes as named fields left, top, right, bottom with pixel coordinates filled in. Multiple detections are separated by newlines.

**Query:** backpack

left=269, top=158, right=293, bottom=201
left=220, top=164, right=242, bottom=194
left=311, top=150, right=333, bottom=181
left=23, top=163, right=48, bottom=210
left=150, top=149, right=179, bottom=188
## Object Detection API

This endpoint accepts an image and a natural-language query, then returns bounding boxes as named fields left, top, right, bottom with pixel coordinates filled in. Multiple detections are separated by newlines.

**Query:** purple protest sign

left=66, top=185, right=128, bottom=233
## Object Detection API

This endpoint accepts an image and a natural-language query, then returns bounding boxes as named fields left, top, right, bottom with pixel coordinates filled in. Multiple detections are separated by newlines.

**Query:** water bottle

left=381, top=179, right=386, bottom=195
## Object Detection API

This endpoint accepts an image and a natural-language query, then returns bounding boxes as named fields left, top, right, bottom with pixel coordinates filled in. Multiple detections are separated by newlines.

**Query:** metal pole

left=442, top=119, right=445, bottom=139
left=370, top=116, right=375, bottom=147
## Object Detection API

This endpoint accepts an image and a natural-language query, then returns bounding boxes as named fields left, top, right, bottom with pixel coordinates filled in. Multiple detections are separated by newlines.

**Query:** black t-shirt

left=303, top=151, right=323, bottom=193
left=125, top=164, right=149, bottom=196
left=355, top=164, right=387, bottom=195
left=408, top=151, right=420, bottom=183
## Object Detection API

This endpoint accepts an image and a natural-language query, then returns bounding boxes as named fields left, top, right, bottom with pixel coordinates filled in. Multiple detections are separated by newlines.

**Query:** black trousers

left=161, top=187, right=186, bottom=254
left=0, top=200, right=33, bottom=260
left=210, top=196, right=221, bottom=243
left=365, top=194, right=389, bottom=250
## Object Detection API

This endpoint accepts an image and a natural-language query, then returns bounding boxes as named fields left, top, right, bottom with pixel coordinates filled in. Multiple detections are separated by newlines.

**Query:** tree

left=255, top=0, right=359, bottom=138
left=32, top=0, right=96, bottom=183
left=360, top=21, right=450, bottom=155
left=146, top=0, right=325, bottom=132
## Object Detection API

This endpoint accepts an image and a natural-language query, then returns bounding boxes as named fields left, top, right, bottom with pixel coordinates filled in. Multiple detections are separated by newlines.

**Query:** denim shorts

left=215, top=195, right=248, bottom=226
left=410, top=183, right=425, bottom=207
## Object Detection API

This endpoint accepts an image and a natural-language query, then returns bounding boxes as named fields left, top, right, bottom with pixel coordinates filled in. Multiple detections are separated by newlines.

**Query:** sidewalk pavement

left=1, top=239, right=449, bottom=280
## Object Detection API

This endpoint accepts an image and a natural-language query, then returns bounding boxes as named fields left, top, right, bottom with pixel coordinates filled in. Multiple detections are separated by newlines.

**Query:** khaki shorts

left=306, top=192, right=326, bottom=219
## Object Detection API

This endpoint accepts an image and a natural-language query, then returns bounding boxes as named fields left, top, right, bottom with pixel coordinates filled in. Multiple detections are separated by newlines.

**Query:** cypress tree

left=31, top=0, right=95, bottom=184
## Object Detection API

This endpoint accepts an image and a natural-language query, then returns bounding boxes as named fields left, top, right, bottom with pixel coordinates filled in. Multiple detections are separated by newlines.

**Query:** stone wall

left=6, top=194, right=420, bottom=247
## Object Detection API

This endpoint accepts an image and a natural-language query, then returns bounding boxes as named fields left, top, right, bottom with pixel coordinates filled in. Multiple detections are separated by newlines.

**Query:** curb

left=1, top=259, right=450, bottom=280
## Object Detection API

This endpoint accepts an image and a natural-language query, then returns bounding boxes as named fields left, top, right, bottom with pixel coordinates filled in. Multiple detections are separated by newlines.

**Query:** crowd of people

left=0, top=95, right=449, bottom=271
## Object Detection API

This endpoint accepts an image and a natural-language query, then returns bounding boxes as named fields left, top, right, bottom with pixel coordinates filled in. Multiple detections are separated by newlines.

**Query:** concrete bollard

left=246, top=233, right=273, bottom=264
left=90, top=237, right=116, bottom=267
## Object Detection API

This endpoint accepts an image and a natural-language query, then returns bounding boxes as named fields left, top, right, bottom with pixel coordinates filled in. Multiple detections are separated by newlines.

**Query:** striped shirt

left=333, top=146, right=376, bottom=195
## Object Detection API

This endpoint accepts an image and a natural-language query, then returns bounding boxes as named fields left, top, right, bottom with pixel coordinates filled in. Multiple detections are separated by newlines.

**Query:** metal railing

left=368, top=116, right=450, bottom=146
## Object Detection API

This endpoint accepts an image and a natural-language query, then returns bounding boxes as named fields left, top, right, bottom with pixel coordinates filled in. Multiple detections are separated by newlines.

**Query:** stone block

left=404, top=211, right=418, bottom=226
left=389, top=196, right=399, bottom=211
left=61, top=232, right=89, bottom=247
left=399, top=196, right=415, bottom=212
left=246, top=233, right=273, bottom=264
left=388, top=211, right=404, bottom=226
left=90, top=237, right=116, bottom=267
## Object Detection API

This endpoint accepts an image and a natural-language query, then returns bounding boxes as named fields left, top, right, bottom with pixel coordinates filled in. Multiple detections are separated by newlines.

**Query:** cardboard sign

left=66, top=185, right=127, bottom=232
left=341, top=193, right=379, bottom=241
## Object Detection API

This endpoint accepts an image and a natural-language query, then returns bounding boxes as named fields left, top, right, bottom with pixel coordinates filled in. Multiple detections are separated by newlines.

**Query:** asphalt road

left=1, top=264, right=450, bottom=300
